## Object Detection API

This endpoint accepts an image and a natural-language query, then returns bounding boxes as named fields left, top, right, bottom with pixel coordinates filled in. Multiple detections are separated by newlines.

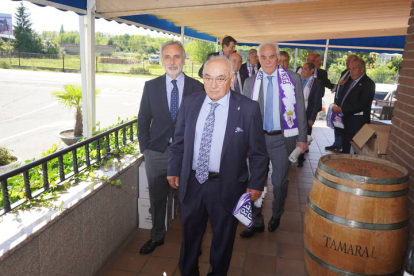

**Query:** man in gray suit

left=241, top=42, right=308, bottom=238
left=138, top=41, right=204, bottom=254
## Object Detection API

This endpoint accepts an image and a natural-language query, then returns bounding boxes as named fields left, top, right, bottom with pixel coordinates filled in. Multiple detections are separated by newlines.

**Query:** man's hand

left=332, top=106, right=342, bottom=114
left=167, top=176, right=180, bottom=189
left=308, top=120, right=314, bottom=127
left=297, top=142, right=308, bottom=154
left=340, top=78, right=348, bottom=86
left=247, top=188, right=262, bottom=201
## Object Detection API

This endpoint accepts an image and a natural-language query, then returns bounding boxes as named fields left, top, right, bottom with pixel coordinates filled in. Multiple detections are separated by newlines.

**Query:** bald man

left=230, top=52, right=247, bottom=93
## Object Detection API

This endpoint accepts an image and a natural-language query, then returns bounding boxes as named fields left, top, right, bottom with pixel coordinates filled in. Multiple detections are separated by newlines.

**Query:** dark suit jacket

left=239, top=62, right=261, bottom=82
left=306, top=78, right=324, bottom=122
left=317, top=68, right=334, bottom=90
left=339, top=74, right=375, bottom=134
left=138, top=74, right=204, bottom=153
left=168, top=91, right=268, bottom=213
left=237, top=70, right=248, bottom=92
left=198, top=52, right=220, bottom=78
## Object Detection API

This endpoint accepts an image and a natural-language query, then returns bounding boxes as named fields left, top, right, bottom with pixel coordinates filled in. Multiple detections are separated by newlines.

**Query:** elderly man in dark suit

left=197, top=36, right=237, bottom=77
left=297, top=62, right=324, bottom=167
left=241, top=42, right=308, bottom=238
left=230, top=52, right=247, bottom=93
left=137, top=40, right=204, bottom=255
left=332, top=58, right=375, bottom=153
left=326, top=54, right=359, bottom=152
left=240, top=48, right=261, bottom=80
left=168, top=56, right=268, bottom=276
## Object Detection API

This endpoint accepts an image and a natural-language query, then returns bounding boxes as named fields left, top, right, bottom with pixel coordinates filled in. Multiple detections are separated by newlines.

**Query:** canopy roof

left=25, top=0, right=411, bottom=52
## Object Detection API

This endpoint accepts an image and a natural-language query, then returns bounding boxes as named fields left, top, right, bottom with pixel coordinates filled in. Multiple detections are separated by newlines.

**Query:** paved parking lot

left=0, top=69, right=148, bottom=161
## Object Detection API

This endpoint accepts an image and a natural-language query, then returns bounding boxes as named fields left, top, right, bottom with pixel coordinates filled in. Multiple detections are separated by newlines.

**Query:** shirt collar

left=263, top=70, right=278, bottom=78
left=166, top=72, right=184, bottom=84
left=353, top=73, right=365, bottom=84
left=205, top=90, right=231, bottom=108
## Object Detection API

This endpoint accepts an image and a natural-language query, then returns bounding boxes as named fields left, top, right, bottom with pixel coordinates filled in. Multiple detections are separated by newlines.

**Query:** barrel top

left=318, top=154, right=409, bottom=185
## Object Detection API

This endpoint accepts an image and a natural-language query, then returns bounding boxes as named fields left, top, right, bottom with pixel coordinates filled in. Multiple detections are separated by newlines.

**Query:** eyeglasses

left=203, top=76, right=232, bottom=86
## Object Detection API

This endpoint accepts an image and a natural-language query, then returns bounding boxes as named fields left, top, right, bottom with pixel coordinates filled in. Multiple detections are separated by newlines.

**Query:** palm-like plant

left=52, top=84, right=99, bottom=137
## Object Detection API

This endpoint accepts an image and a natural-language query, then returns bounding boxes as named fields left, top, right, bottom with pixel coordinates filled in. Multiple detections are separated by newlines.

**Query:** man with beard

left=138, top=40, right=204, bottom=254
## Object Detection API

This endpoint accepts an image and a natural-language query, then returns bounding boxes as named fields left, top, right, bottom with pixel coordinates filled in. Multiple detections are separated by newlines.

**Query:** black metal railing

left=0, top=119, right=138, bottom=216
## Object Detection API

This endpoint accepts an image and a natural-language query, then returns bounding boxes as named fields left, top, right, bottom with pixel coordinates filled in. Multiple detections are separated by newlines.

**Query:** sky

left=1, top=0, right=175, bottom=38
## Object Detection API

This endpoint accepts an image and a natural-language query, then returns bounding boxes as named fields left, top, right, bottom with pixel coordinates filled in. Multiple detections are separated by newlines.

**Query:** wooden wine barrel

left=304, top=154, right=409, bottom=276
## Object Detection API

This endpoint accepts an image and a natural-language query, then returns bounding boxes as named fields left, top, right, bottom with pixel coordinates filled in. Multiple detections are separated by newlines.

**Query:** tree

left=184, top=40, right=215, bottom=63
left=59, top=24, right=65, bottom=35
left=13, top=3, right=42, bottom=53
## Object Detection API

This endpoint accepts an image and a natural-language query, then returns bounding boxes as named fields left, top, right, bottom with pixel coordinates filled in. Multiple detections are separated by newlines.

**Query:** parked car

left=149, top=54, right=160, bottom=64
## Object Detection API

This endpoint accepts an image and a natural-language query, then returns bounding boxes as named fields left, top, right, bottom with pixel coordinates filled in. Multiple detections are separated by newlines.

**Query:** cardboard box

left=138, top=197, right=171, bottom=230
left=139, top=161, right=149, bottom=199
left=138, top=198, right=153, bottom=229
left=352, top=124, right=391, bottom=158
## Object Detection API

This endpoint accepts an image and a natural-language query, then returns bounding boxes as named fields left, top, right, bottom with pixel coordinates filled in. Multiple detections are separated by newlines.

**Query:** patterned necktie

left=251, top=65, right=255, bottom=76
left=196, top=102, right=220, bottom=184
left=234, top=73, right=241, bottom=93
left=170, top=80, right=179, bottom=121
left=264, top=76, right=274, bottom=132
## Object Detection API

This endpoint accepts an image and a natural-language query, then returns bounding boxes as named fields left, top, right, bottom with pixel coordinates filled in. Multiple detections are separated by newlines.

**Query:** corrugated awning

left=24, top=0, right=411, bottom=52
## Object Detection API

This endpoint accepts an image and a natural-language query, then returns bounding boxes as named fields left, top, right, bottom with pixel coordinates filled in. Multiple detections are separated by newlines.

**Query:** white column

left=79, top=0, right=96, bottom=138
left=215, top=38, right=219, bottom=52
left=323, top=39, right=330, bottom=69
left=180, top=26, right=184, bottom=44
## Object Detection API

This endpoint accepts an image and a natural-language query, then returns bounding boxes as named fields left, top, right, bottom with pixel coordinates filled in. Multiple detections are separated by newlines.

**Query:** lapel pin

left=359, top=83, right=362, bottom=86
left=237, top=106, right=240, bottom=110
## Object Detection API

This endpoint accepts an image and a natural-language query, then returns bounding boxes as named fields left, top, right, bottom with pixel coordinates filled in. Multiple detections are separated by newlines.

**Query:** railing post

left=1, top=180, right=11, bottom=212
left=62, top=54, right=65, bottom=72
left=96, top=56, right=98, bottom=72
left=18, top=52, right=20, bottom=66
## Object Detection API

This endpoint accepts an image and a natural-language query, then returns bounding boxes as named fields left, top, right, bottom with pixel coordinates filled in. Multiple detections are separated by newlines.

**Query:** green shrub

left=0, top=146, right=16, bottom=166
left=0, top=60, right=11, bottom=69
left=129, top=67, right=149, bottom=75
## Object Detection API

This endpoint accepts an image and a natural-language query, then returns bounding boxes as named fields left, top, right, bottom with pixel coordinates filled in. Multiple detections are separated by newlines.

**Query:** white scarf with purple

left=250, top=66, right=299, bottom=137
left=303, top=75, right=315, bottom=110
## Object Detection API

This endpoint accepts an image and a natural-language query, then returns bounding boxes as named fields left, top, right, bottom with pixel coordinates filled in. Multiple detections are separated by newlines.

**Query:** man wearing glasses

left=168, top=56, right=268, bottom=275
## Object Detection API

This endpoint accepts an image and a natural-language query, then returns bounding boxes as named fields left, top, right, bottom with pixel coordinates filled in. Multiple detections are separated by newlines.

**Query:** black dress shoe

left=297, top=161, right=303, bottom=168
left=325, top=145, right=341, bottom=151
left=140, top=239, right=164, bottom=255
left=239, top=226, right=265, bottom=238
left=268, top=217, right=281, bottom=232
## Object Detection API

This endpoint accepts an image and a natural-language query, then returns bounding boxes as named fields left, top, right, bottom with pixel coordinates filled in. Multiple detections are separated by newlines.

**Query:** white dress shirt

left=192, top=92, right=230, bottom=172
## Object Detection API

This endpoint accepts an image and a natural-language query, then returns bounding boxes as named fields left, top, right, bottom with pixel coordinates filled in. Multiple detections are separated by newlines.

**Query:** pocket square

left=235, top=127, right=244, bottom=133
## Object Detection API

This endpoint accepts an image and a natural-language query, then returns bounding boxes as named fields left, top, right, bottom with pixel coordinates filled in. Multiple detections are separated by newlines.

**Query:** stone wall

left=0, top=157, right=143, bottom=276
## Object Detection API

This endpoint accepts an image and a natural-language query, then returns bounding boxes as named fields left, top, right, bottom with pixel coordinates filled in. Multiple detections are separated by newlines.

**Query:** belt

left=167, top=142, right=172, bottom=146
left=192, top=170, right=220, bottom=180
left=263, top=130, right=282, bottom=136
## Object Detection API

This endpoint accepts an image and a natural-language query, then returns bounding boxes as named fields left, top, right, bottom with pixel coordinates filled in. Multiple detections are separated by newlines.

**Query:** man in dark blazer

left=297, top=62, right=324, bottom=167
left=239, top=48, right=261, bottom=81
left=315, top=54, right=335, bottom=91
left=326, top=54, right=359, bottom=152
left=230, top=52, right=247, bottom=93
left=241, top=42, right=308, bottom=238
left=168, top=56, right=268, bottom=276
left=198, top=36, right=237, bottom=78
left=137, top=40, right=204, bottom=255
left=332, top=58, right=375, bottom=153
left=297, top=53, right=334, bottom=96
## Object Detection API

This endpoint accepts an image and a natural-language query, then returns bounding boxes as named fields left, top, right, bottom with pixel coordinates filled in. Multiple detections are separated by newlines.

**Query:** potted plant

left=52, top=84, right=99, bottom=146
left=0, top=146, right=21, bottom=175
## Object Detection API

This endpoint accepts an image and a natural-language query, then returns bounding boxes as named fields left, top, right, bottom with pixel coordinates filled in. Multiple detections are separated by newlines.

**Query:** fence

left=0, top=52, right=202, bottom=78
left=0, top=119, right=138, bottom=216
